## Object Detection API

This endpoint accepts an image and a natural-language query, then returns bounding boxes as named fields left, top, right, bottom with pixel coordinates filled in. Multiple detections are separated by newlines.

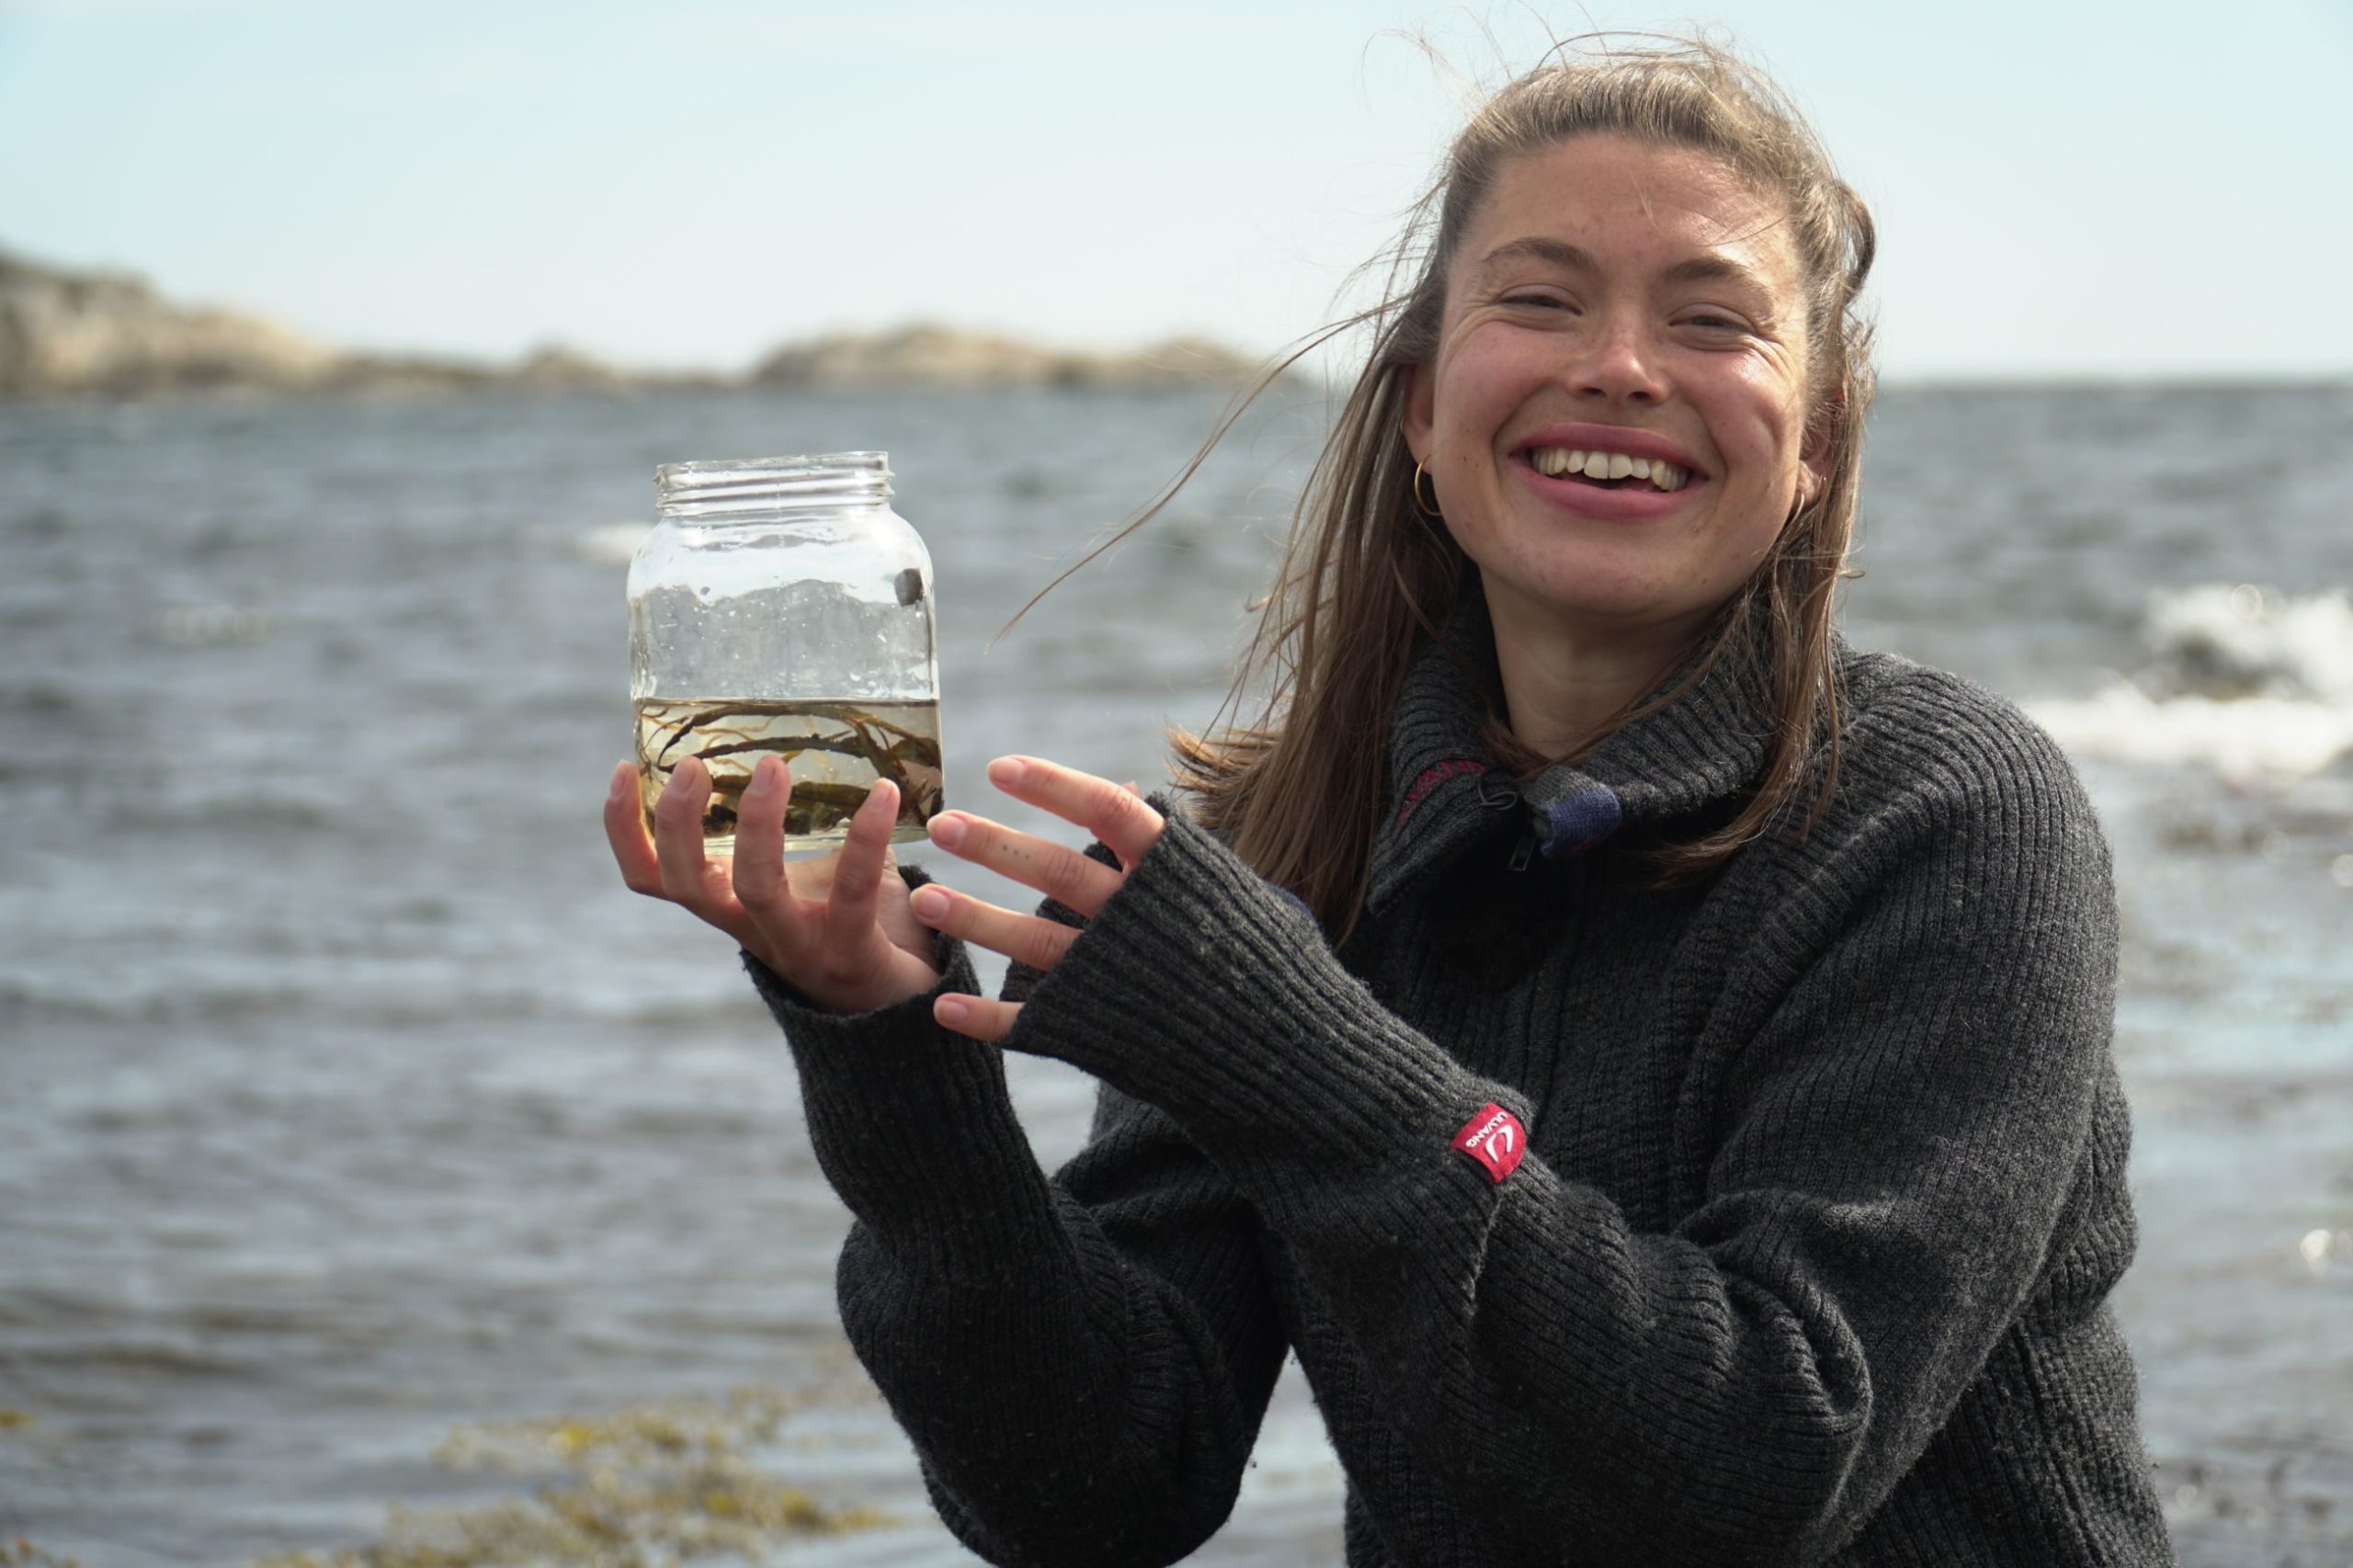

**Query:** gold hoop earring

left=1411, top=461, right=1443, bottom=519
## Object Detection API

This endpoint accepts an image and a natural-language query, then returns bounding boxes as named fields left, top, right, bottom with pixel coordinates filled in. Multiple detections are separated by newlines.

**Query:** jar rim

left=656, top=450, right=892, bottom=516
left=658, top=449, right=888, bottom=483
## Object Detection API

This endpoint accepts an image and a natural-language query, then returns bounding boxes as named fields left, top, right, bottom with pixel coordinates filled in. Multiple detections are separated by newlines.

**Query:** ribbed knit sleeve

left=1000, top=706, right=2124, bottom=1564
left=748, top=867, right=1289, bottom=1568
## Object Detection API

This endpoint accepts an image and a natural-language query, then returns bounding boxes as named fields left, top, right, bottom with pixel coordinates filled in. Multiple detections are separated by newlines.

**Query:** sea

left=1, top=381, right=2348, bottom=1567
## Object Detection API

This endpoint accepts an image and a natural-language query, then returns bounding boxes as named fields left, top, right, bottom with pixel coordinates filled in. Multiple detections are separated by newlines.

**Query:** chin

left=1489, top=567, right=1679, bottom=625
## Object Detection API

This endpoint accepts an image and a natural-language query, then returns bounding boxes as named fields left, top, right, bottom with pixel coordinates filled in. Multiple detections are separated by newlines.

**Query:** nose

left=1570, top=312, right=1668, bottom=404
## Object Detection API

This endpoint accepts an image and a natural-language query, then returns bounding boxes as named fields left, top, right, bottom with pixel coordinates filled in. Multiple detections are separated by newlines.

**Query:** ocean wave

left=2027, top=687, right=2353, bottom=779
left=2027, top=585, right=2353, bottom=779
left=2135, top=584, right=2353, bottom=704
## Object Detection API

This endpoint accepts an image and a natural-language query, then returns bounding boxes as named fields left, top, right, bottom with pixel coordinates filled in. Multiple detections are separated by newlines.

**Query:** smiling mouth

left=1520, top=445, right=1695, bottom=493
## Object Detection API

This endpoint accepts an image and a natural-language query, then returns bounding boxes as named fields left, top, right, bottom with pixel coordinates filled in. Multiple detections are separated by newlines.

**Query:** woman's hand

left=603, top=754, right=940, bottom=1015
left=909, top=756, right=1165, bottom=1042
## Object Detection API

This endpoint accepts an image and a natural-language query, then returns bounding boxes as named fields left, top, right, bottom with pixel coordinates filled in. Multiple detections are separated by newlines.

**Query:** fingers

left=728, top=756, right=790, bottom=910
left=611, top=756, right=937, bottom=1010
left=826, top=778, right=900, bottom=934
left=935, top=993, right=1022, bottom=1043
left=909, top=882, right=1078, bottom=972
left=928, top=808, right=1125, bottom=917
left=652, top=755, right=718, bottom=902
left=615, top=756, right=760, bottom=952
left=985, top=756, right=1165, bottom=868
left=725, top=754, right=828, bottom=975
left=604, top=761, right=664, bottom=895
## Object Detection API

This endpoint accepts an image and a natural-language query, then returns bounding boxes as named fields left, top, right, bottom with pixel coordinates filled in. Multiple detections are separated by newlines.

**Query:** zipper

left=1474, top=775, right=1540, bottom=873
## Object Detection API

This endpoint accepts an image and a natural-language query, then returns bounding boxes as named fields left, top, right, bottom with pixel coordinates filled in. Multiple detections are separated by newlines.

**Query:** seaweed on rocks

left=250, top=1386, right=890, bottom=1568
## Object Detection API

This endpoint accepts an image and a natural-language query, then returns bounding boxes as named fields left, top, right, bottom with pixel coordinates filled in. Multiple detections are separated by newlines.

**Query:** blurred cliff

left=0, top=244, right=1280, bottom=399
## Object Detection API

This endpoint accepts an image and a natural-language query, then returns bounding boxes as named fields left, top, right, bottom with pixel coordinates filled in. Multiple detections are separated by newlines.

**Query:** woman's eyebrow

left=1473, top=236, right=1594, bottom=281
left=1659, top=254, right=1773, bottom=296
left=1472, top=237, right=1774, bottom=299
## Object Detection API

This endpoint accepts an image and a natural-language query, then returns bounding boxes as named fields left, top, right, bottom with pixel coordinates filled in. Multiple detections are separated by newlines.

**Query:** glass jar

left=627, top=450, right=942, bottom=855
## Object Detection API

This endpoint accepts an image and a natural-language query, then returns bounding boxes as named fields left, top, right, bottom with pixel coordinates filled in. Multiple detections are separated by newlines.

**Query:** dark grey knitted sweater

left=750, top=607, right=2176, bottom=1567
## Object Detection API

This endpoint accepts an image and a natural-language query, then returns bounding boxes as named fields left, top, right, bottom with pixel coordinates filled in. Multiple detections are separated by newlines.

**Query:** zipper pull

left=1476, top=774, right=1538, bottom=871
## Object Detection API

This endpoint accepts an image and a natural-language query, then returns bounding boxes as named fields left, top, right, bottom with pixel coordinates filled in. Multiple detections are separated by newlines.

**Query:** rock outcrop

left=0, top=247, right=340, bottom=396
left=0, top=245, right=655, bottom=399
left=0, top=243, right=1280, bottom=399
left=751, top=324, right=1276, bottom=391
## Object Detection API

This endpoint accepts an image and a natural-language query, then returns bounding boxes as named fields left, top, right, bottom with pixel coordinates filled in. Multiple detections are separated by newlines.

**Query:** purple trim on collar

left=1540, top=787, right=1624, bottom=861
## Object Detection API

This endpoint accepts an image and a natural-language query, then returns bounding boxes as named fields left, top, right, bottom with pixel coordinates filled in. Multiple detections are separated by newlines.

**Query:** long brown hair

left=1074, top=39, right=1876, bottom=940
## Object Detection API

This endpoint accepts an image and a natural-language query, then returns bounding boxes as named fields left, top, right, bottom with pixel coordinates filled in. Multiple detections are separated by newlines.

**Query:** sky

left=2, top=0, right=2348, bottom=381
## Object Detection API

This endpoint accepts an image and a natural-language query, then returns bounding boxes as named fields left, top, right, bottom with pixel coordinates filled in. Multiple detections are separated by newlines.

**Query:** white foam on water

left=574, top=521, right=652, bottom=567
left=2026, top=585, right=2353, bottom=780
left=2027, top=686, right=2353, bottom=781
left=2139, top=583, right=2353, bottom=703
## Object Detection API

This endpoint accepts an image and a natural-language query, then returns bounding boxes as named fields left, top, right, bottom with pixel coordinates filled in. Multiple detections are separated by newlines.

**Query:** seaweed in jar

left=633, top=698, right=944, bottom=853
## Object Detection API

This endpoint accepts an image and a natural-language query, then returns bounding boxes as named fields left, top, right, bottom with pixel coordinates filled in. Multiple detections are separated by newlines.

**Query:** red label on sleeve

left=1450, top=1103, right=1526, bottom=1184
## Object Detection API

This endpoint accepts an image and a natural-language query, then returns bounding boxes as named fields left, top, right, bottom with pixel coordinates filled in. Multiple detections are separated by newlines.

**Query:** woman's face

left=1404, top=134, right=1827, bottom=650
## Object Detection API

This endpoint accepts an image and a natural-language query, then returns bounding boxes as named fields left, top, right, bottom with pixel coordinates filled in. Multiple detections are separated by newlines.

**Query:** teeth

left=1526, top=446, right=1691, bottom=492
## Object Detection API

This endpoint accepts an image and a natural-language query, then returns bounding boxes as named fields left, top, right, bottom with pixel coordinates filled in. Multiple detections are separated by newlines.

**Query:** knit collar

left=1367, top=590, right=1774, bottom=914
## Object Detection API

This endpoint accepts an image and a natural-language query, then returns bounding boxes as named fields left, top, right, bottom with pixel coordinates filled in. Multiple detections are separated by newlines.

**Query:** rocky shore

left=0, top=244, right=1279, bottom=400
left=750, top=324, right=1272, bottom=391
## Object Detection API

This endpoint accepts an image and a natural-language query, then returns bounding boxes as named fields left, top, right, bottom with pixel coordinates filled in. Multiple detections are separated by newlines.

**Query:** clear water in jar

left=633, top=697, right=943, bottom=854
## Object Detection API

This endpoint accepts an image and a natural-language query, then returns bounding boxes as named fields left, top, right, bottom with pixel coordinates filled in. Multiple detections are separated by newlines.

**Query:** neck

left=1481, top=581, right=1710, bottom=762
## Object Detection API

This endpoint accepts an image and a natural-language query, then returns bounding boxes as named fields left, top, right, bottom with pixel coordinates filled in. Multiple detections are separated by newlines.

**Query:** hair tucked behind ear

left=1081, top=37, right=1875, bottom=941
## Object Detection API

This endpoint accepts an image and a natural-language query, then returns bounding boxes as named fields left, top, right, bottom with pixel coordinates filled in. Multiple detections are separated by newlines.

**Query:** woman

left=604, top=39, right=2176, bottom=1567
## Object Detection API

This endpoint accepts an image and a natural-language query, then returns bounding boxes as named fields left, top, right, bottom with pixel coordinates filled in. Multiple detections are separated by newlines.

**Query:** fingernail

left=609, top=766, right=631, bottom=800
left=910, top=885, right=949, bottom=922
left=988, top=756, right=1026, bottom=789
left=745, top=756, right=777, bottom=795
left=937, top=995, right=970, bottom=1028
left=662, top=762, right=690, bottom=795
left=862, top=778, right=895, bottom=815
left=928, top=813, right=967, bottom=850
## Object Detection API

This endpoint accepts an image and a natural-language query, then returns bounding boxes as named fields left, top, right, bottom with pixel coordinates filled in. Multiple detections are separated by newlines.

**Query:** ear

left=1798, top=384, right=1845, bottom=506
left=1401, top=360, right=1435, bottom=465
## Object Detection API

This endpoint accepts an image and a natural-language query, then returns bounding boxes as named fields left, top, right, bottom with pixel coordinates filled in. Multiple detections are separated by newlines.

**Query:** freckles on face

left=1403, top=134, right=1825, bottom=639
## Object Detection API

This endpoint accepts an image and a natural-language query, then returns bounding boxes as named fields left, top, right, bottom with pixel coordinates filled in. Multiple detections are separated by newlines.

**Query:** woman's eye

left=1502, top=292, right=1572, bottom=311
left=1681, top=312, right=1748, bottom=332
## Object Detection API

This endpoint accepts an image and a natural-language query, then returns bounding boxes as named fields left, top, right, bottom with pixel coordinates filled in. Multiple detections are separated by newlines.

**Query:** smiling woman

left=607, top=34, right=2177, bottom=1568
left=1403, top=134, right=1831, bottom=763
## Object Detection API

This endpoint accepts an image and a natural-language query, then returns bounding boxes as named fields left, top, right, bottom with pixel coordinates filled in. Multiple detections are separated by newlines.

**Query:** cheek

left=1745, top=359, right=1816, bottom=455
left=1431, top=328, right=1534, bottom=437
left=1714, top=386, right=1815, bottom=497
left=1731, top=503, right=1792, bottom=564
